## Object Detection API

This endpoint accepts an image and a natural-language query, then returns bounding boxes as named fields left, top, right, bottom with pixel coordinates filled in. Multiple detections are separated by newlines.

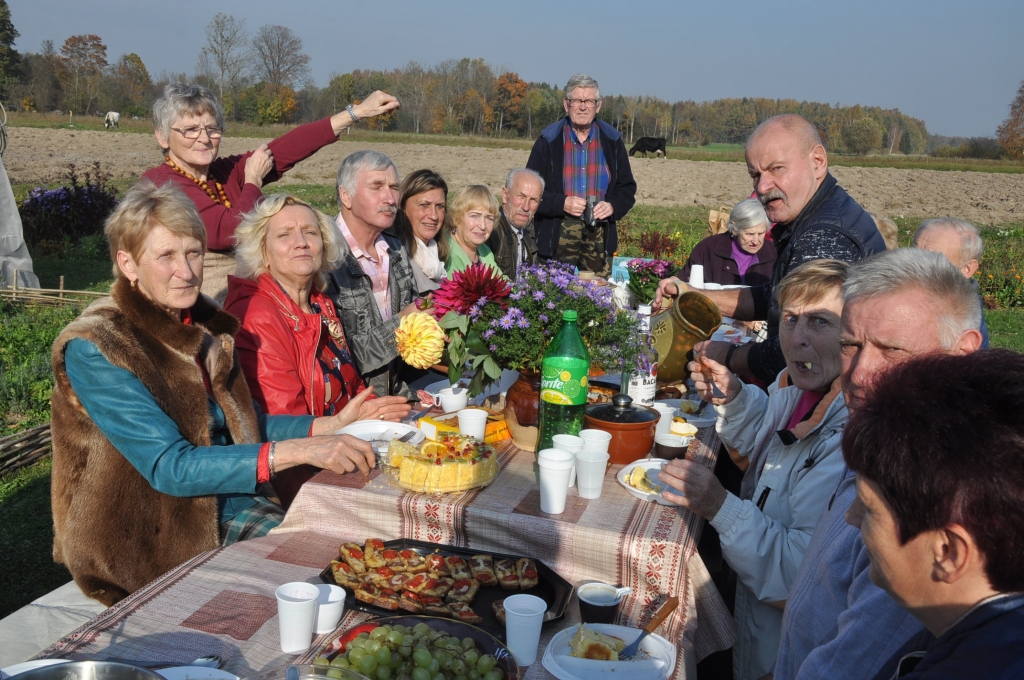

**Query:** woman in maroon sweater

left=680, top=198, right=776, bottom=288
left=142, top=83, right=399, bottom=299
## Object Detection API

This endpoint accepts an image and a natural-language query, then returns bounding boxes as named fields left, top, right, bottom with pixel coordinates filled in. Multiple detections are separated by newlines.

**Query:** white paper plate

left=654, top=399, right=717, bottom=430
left=1, top=660, right=69, bottom=679
left=336, top=420, right=425, bottom=447
left=542, top=623, right=676, bottom=680
left=616, top=459, right=676, bottom=506
left=157, top=668, right=239, bottom=680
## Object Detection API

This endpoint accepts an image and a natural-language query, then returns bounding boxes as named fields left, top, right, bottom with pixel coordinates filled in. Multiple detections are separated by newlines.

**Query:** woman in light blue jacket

left=659, top=260, right=851, bottom=680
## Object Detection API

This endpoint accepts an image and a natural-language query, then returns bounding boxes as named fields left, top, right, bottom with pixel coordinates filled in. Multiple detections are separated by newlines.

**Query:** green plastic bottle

left=537, top=310, right=591, bottom=451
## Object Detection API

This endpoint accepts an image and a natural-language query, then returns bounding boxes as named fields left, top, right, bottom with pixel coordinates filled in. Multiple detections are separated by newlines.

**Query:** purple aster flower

left=489, top=344, right=498, bottom=352
left=533, top=290, right=545, bottom=301
left=516, top=317, right=530, bottom=329
left=481, top=329, right=495, bottom=340
left=538, top=314, right=548, bottom=323
left=499, top=314, right=515, bottom=330
left=546, top=301, right=556, bottom=310
left=510, top=291, right=523, bottom=300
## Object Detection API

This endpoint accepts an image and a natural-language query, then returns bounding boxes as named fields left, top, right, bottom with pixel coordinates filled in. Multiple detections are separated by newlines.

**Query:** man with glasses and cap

left=526, top=74, right=636, bottom=276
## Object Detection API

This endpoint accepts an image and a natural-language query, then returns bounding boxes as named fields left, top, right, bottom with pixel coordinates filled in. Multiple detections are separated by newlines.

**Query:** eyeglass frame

left=565, top=97, right=601, bottom=109
left=170, top=125, right=224, bottom=140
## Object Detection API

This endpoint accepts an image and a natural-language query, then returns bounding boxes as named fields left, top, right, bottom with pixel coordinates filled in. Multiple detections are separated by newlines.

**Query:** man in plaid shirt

left=527, top=74, right=636, bottom=276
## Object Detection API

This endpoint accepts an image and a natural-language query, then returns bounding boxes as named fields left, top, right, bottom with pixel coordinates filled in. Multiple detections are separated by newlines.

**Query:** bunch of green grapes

left=314, top=622, right=503, bottom=680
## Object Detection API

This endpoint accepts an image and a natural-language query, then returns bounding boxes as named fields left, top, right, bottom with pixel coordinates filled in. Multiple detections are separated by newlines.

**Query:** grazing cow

left=629, top=136, right=667, bottom=158
left=104, top=112, right=120, bottom=129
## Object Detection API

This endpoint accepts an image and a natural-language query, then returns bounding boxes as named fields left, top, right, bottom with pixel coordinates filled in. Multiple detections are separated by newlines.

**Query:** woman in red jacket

left=143, top=83, right=399, bottom=300
left=224, top=195, right=411, bottom=508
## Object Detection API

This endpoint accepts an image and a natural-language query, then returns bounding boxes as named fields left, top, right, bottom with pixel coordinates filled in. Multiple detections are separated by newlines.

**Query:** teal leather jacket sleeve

left=64, top=338, right=314, bottom=497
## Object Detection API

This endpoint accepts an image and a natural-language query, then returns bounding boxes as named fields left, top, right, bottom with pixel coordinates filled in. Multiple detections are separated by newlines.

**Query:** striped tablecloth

left=33, top=431, right=735, bottom=680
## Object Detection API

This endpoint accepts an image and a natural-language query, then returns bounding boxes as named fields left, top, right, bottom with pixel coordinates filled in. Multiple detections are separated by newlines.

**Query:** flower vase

left=503, top=370, right=541, bottom=452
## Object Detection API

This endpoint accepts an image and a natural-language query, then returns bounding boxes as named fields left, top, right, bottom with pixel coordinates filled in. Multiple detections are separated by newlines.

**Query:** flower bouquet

left=428, top=262, right=643, bottom=396
left=625, top=258, right=674, bottom=306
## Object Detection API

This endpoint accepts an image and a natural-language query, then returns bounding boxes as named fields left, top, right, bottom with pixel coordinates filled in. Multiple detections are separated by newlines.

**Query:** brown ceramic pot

left=503, top=370, right=541, bottom=451
left=584, top=394, right=659, bottom=465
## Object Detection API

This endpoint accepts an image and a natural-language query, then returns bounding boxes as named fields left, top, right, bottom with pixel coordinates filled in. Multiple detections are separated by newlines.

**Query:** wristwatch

left=345, top=104, right=359, bottom=123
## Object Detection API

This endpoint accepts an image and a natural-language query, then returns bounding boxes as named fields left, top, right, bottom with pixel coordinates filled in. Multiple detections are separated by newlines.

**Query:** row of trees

left=0, top=5, right=1019, bottom=158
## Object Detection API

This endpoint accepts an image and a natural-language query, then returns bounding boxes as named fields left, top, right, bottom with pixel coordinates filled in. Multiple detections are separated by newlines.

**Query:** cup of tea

left=654, top=434, right=691, bottom=460
left=577, top=582, right=627, bottom=624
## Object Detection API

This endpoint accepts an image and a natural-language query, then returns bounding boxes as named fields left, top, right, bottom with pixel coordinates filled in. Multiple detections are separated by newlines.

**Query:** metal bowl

left=15, top=662, right=167, bottom=680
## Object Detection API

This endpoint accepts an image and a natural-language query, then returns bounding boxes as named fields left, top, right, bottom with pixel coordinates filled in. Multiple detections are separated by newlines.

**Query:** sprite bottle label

left=540, top=357, right=589, bottom=406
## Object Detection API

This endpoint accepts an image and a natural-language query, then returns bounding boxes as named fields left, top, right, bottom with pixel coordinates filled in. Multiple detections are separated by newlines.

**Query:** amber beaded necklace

left=165, top=158, right=232, bottom=208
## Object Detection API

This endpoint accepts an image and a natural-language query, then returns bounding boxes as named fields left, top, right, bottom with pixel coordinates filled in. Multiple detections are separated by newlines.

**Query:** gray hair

left=843, top=248, right=981, bottom=350
left=335, top=150, right=399, bottom=209
left=913, top=217, right=984, bottom=266
left=564, top=74, right=601, bottom=100
left=151, top=84, right=225, bottom=146
left=504, top=168, right=545, bottom=193
left=233, top=194, right=341, bottom=292
left=727, top=198, right=769, bottom=236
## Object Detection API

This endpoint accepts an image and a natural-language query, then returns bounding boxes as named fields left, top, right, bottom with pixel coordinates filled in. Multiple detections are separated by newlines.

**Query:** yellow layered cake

left=387, top=434, right=499, bottom=493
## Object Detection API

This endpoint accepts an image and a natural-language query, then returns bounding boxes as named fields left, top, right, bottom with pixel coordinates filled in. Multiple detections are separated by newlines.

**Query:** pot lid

left=586, top=394, right=660, bottom=424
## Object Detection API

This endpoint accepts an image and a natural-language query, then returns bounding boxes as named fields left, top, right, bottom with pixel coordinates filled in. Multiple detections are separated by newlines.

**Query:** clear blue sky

left=9, top=0, right=1023, bottom=137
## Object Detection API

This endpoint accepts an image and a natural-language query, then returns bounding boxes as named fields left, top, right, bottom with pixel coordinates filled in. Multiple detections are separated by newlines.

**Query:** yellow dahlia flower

left=396, top=312, right=445, bottom=369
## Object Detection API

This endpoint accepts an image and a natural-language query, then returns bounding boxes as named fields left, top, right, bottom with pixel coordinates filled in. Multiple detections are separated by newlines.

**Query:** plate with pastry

left=541, top=623, right=676, bottom=680
left=617, top=459, right=675, bottom=506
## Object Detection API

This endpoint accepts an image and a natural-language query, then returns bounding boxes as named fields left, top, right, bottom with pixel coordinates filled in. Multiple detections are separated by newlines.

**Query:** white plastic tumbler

left=275, top=581, right=319, bottom=654
left=457, top=408, right=488, bottom=440
left=578, top=429, right=612, bottom=453
left=553, top=434, right=584, bottom=487
left=537, top=448, right=575, bottom=514
left=689, top=264, right=705, bottom=289
left=503, top=593, right=547, bottom=665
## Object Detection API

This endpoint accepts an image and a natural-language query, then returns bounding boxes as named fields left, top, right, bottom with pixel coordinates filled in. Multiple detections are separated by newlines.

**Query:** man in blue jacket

left=843, top=349, right=1024, bottom=679
left=526, top=74, right=636, bottom=276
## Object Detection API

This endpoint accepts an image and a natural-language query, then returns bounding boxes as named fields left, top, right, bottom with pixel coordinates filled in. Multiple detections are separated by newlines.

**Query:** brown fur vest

left=50, top=277, right=261, bottom=606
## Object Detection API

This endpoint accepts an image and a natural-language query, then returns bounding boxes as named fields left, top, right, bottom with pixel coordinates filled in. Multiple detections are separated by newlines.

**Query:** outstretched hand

left=353, top=91, right=400, bottom=120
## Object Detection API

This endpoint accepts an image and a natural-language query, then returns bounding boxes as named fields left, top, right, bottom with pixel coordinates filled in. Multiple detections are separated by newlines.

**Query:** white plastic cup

left=578, top=429, right=612, bottom=453
left=439, top=387, right=469, bottom=413
left=457, top=408, right=488, bottom=440
left=575, top=449, right=611, bottom=499
left=503, top=593, right=547, bottom=665
left=652, top=403, right=677, bottom=438
left=315, top=583, right=346, bottom=634
left=689, top=264, right=705, bottom=288
left=275, top=581, right=319, bottom=654
left=553, top=434, right=584, bottom=487
left=537, top=448, right=575, bottom=514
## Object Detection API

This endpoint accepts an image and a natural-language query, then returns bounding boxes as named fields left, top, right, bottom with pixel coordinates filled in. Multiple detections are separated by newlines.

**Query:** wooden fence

left=1, top=275, right=105, bottom=307
left=0, top=423, right=52, bottom=477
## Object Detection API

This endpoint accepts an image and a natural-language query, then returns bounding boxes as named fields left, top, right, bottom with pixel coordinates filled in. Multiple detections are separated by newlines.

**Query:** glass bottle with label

left=625, top=304, right=658, bottom=407
left=537, top=310, right=590, bottom=451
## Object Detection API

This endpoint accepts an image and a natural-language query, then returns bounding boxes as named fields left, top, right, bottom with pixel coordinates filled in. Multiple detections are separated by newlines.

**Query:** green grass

left=0, top=457, right=71, bottom=618
left=987, top=309, right=1024, bottom=352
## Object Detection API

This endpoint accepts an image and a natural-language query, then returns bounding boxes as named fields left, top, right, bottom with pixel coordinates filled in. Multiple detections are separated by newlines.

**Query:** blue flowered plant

left=434, top=260, right=642, bottom=395
left=20, top=163, right=118, bottom=257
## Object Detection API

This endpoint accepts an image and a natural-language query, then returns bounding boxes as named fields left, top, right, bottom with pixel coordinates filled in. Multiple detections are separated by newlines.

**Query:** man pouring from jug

left=654, top=114, right=884, bottom=384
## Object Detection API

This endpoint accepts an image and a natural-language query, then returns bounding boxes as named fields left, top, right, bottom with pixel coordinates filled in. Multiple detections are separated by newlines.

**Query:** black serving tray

left=318, top=538, right=573, bottom=637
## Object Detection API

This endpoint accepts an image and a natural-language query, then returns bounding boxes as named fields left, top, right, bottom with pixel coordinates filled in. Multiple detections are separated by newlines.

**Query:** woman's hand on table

left=276, top=433, right=375, bottom=475
left=311, top=387, right=412, bottom=436
left=657, top=458, right=729, bottom=520
left=689, top=344, right=742, bottom=404
left=244, top=144, right=274, bottom=187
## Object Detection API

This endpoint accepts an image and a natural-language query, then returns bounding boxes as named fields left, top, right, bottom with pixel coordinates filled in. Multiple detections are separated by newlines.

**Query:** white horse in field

left=104, top=112, right=120, bottom=129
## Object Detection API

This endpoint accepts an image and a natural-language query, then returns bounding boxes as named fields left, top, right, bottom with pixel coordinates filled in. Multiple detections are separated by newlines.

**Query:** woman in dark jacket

left=681, top=199, right=776, bottom=287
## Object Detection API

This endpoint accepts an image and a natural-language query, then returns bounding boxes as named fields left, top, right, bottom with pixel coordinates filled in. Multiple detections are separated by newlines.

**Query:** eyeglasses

left=566, top=98, right=600, bottom=108
left=170, top=125, right=223, bottom=140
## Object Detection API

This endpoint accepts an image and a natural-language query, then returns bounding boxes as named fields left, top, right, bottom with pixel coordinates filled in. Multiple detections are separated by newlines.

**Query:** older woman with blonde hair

left=142, top=83, right=400, bottom=300
left=445, top=184, right=502, bottom=276
left=659, top=259, right=851, bottom=680
left=50, top=181, right=405, bottom=606
left=225, top=194, right=410, bottom=508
